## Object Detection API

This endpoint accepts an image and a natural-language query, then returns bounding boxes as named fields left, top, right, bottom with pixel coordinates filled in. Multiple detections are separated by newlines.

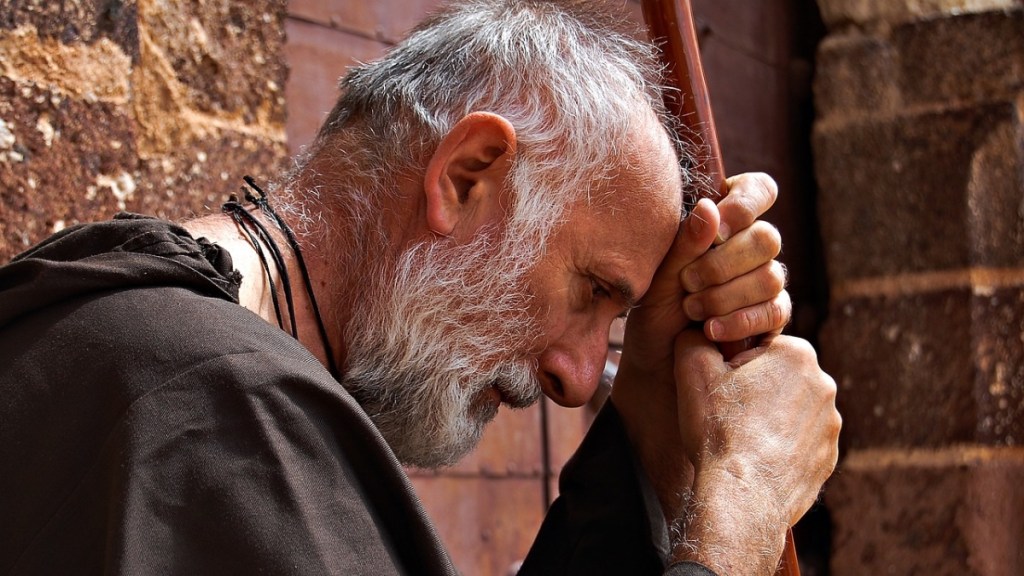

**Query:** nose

left=536, top=327, right=609, bottom=407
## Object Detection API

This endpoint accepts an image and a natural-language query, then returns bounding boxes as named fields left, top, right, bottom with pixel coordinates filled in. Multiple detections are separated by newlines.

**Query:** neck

left=183, top=209, right=340, bottom=371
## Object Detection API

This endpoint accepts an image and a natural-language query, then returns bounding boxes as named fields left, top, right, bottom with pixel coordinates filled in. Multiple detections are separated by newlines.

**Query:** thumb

left=674, top=327, right=726, bottom=394
left=670, top=198, right=720, bottom=273
left=673, top=328, right=726, bottom=460
left=644, top=199, right=720, bottom=307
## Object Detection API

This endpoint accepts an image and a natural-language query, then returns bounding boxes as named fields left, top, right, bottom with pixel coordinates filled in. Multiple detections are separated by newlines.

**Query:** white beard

left=341, top=227, right=544, bottom=468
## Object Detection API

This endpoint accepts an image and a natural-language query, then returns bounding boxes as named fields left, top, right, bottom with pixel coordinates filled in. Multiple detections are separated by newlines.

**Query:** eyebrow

left=610, top=277, right=639, bottom=309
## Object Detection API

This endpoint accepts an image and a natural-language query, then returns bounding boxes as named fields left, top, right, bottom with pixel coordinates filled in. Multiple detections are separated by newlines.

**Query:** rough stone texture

left=815, top=10, right=1024, bottom=283
left=816, top=0, right=1022, bottom=29
left=0, top=0, right=289, bottom=263
left=136, top=0, right=287, bottom=130
left=0, top=76, right=136, bottom=252
left=0, top=0, right=138, bottom=58
left=828, top=448, right=1024, bottom=576
left=816, top=10, right=1024, bottom=118
left=972, top=287, right=1024, bottom=444
left=815, top=101, right=1024, bottom=281
left=815, top=2, right=1024, bottom=574
left=823, top=288, right=1024, bottom=450
left=894, top=10, right=1024, bottom=109
left=814, top=33, right=901, bottom=120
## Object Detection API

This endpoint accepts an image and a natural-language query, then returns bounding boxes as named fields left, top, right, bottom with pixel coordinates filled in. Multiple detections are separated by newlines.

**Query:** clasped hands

left=611, top=173, right=841, bottom=575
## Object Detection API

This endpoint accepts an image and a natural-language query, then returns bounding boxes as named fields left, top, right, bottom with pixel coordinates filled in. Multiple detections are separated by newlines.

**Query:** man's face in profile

left=341, top=112, right=682, bottom=469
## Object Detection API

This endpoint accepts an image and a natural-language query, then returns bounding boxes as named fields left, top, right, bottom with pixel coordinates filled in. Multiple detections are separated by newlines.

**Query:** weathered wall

left=0, top=0, right=290, bottom=262
left=814, top=0, right=1024, bottom=573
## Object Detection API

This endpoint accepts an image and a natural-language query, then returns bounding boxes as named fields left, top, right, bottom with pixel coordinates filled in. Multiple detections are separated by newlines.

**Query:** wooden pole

left=639, top=1, right=801, bottom=574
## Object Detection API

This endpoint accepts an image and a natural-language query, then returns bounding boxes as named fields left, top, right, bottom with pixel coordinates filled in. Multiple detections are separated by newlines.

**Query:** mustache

left=490, top=360, right=542, bottom=409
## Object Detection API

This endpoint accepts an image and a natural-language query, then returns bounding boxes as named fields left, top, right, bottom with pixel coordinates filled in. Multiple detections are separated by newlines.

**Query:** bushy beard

left=342, top=225, right=544, bottom=469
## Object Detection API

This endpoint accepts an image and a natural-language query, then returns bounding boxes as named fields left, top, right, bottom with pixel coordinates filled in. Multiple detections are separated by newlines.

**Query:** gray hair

left=305, top=0, right=688, bottom=243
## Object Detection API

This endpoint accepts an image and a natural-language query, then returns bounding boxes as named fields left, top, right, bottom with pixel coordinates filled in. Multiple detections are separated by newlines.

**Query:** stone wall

left=0, top=0, right=290, bottom=262
left=813, top=0, right=1024, bottom=573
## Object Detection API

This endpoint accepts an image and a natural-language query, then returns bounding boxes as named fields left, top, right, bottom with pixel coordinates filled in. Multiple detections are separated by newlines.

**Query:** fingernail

left=685, top=299, right=704, bottom=320
left=683, top=269, right=702, bottom=292
left=716, top=222, right=732, bottom=244
left=707, top=319, right=722, bottom=340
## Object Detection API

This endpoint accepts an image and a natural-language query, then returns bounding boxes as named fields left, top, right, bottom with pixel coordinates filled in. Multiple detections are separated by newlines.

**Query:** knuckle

left=733, top=195, right=758, bottom=224
left=764, top=300, right=786, bottom=330
left=773, top=260, right=790, bottom=288
left=750, top=172, right=779, bottom=206
left=739, top=306, right=761, bottom=334
left=761, top=265, right=786, bottom=296
left=749, top=222, right=782, bottom=258
left=789, top=336, right=818, bottom=359
left=701, top=256, right=731, bottom=286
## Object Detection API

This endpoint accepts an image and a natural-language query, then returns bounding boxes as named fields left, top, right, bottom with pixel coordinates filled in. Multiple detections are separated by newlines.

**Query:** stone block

left=0, top=77, right=137, bottom=261
left=823, top=290, right=976, bottom=449
left=0, top=0, right=138, bottom=58
left=0, top=72, right=288, bottom=263
left=815, top=101, right=1024, bottom=282
left=827, top=447, right=1024, bottom=575
left=0, top=0, right=291, bottom=263
left=815, top=9, right=1023, bottom=118
left=821, top=287, right=1024, bottom=450
left=815, top=32, right=900, bottom=119
left=131, top=131, right=289, bottom=221
left=816, top=0, right=1019, bottom=29
left=136, top=0, right=287, bottom=126
left=815, top=8, right=1024, bottom=119
left=973, top=287, right=1024, bottom=444
left=894, top=9, right=1024, bottom=110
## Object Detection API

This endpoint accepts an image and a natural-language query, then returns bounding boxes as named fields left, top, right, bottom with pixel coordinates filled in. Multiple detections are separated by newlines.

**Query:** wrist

left=670, top=457, right=788, bottom=575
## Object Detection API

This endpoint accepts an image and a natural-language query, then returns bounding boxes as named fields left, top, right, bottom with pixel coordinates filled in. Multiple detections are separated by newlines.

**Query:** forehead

left=562, top=110, right=683, bottom=294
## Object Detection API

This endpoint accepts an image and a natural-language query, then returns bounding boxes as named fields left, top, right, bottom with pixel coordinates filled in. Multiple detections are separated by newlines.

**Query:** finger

left=683, top=261, right=787, bottom=321
left=717, top=173, right=779, bottom=243
left=703, top=290, right=792, bottom=343
left=669, top=198, right=721, bottom=271
left=642, top=198, right=720, bottom=307
left=681, top=221, right=781, bottom=292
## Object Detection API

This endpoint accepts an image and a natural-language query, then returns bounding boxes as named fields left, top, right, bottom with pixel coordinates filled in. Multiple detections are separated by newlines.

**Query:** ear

left=423, top=112, right=517, bottom=239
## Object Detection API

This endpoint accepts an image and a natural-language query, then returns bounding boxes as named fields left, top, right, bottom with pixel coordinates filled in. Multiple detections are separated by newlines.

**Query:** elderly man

left=0, top=1, right=839, bottom=575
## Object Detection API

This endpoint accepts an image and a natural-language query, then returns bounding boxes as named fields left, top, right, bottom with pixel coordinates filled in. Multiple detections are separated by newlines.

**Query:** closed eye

left=591, top=277, right=636, bottom=319
left=590, top=277, right=612, bottom=300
